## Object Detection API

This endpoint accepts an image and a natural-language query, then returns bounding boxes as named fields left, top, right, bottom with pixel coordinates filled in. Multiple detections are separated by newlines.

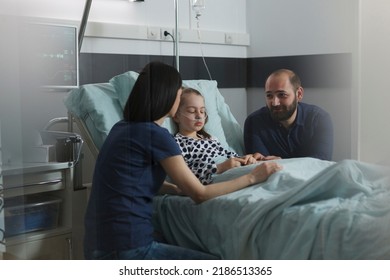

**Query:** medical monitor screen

left=24, top=23, right=79, bottom=90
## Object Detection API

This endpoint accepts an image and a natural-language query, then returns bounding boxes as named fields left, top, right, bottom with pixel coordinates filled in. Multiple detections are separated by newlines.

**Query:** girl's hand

left=240, top=154, right=257, bottom=165
left=217, top=154, right=261, bottom=174
left=217, top=158, right=244, bottom=174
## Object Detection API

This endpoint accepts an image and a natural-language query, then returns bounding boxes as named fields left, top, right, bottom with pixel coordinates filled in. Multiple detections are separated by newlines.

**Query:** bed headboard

left=64, top=71, right=245, bottom=159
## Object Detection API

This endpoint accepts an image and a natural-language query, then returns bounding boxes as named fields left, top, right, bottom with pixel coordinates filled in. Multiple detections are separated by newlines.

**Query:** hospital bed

left=64, top=70, right=390, bottom=259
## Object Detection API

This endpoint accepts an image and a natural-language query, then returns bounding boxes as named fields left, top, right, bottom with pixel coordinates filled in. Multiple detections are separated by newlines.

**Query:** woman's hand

left=248, top=161, right=283, bottom=184
left=161, top=155, right=283, bottom=204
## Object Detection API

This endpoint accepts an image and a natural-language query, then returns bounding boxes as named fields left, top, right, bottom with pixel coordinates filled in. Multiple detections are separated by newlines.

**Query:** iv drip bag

left=192, top=0, right=205, bottom=17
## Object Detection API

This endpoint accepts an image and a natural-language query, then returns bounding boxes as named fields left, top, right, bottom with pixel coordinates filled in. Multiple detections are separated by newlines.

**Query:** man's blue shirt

left=244, top=102, right=333, bottom=160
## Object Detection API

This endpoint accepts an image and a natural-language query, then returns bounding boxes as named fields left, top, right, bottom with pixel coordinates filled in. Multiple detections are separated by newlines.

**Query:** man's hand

left=253, top=152, right=281, bottom=161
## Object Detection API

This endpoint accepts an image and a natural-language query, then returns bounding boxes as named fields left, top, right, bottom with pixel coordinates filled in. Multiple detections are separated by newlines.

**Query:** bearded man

left=244, top=69, right=334, bottom=160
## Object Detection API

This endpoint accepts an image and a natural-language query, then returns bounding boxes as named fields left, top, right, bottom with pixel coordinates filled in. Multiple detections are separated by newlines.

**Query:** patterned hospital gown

left=174, top=133, right=238, bottom=184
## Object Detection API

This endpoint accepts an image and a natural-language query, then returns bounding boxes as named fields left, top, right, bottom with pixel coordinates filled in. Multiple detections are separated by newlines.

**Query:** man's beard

left=269, top=97, right=298, bottom=122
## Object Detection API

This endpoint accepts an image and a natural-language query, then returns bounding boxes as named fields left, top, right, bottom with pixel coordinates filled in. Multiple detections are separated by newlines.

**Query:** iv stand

left=78, top=0, right=179, bottom=71
left=79, top=0, right=92, bottom=53
left=174, top=0, right=180, bottom=71
left=69, top=0, right=92, bottom=133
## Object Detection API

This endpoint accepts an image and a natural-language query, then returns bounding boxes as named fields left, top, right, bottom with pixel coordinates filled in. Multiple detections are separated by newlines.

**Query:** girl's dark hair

left=179, top=87, right=211, bottom=139
left=123, top=61, right=182, bottom=122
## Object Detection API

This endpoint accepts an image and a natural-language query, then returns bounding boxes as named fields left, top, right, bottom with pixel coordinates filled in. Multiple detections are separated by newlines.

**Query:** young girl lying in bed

left=174, top=87, right=264, bottom=184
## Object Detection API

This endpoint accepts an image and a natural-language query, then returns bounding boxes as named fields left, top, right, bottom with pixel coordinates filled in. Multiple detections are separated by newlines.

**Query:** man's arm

left=243, top=115, right=270, bottom=155
left=309, top=111, right=334, bottom=160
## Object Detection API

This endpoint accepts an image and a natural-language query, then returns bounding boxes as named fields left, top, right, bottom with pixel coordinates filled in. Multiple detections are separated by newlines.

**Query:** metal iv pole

left=68, top=0, right=92, bottom=133
left=79, top=0, right=92, bottom=53
left=174, top=0, right=180, bottom=71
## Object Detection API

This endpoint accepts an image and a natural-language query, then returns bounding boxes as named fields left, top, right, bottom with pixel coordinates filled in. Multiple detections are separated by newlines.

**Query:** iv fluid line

left=196, top=19, right=213, bottom=81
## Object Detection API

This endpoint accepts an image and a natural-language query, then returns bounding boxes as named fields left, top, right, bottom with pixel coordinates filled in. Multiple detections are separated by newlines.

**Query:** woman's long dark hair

left=123, top=61, right=182, bottom=122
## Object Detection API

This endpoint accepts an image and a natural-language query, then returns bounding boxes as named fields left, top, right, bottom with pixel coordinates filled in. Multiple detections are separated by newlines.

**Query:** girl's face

left=174, top=93, right=207, bottom=136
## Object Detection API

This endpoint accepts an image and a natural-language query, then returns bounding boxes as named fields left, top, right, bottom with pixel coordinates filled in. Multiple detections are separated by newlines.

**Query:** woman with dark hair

left=84, top=61, right=282, bottom=260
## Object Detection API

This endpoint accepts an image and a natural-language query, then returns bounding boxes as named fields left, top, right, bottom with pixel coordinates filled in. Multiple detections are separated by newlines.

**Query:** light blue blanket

left=153, top=157, right=390, bottom=259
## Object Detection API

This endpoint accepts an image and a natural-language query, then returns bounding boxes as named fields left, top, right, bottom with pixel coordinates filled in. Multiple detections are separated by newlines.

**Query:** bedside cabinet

left=1, top=162, right=86, bottom=259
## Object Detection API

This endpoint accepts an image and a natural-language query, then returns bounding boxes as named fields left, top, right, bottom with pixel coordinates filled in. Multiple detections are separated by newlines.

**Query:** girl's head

left=174, top=87, right=211, bottom=139
left=123, top=61, right=182, bottom=122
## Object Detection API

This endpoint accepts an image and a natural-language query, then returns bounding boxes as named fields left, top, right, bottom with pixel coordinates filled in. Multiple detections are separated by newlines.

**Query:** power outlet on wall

left=161, top=28, right=174, bottom=41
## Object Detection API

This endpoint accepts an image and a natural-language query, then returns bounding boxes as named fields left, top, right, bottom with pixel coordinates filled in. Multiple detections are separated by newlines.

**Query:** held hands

left=217, top=158, right=243, bottom=174
left=216, top=153, right=282, bottom=175
left=216, top=154, right=260, bottom=174
left=253, top=152, right=281, bottom=161
left=239, top=154, right=258, bottom=165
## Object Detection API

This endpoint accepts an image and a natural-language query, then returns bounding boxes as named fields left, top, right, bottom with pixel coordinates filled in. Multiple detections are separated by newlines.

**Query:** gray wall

left=245, top=0, right=358, bottom=161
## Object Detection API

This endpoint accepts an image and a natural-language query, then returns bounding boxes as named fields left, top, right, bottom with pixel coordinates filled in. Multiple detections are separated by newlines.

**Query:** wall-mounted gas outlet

left=225, top=33, right=233, bottom=44
left=147, top=27, right=160, bottom=40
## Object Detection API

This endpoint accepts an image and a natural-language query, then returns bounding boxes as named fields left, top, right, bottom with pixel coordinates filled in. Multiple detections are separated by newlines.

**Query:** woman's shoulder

left=113, top=121, right=172, bottom=139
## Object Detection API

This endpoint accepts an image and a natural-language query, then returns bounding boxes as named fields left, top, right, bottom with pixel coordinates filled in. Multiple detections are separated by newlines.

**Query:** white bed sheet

left=153, top=158, right=390, bottom=259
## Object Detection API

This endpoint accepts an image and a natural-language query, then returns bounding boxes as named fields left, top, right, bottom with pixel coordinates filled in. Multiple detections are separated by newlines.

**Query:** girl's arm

left=160, top=155, right=282, bottom=204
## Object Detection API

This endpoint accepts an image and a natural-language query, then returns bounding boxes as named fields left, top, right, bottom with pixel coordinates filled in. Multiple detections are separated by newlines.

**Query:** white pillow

left=109, top=71, right=139, bottom=110
left=64, top=83, right=122, bottom=149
